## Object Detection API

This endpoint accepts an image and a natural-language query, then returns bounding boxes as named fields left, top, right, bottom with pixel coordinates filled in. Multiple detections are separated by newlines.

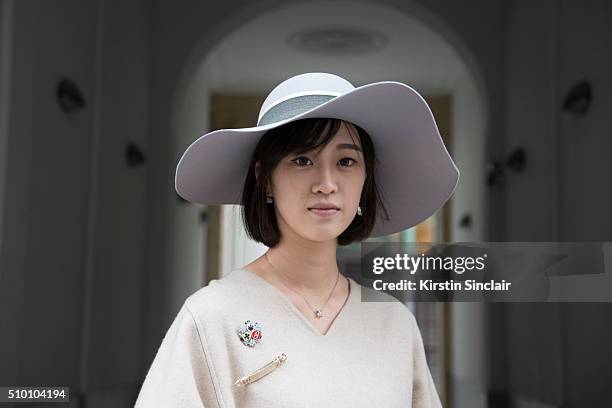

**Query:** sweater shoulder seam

left=185, top=299, right=226, bottom=408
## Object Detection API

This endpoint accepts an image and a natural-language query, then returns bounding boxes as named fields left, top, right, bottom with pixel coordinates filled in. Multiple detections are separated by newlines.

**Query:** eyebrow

left=336, top=143, right=362, bottom=152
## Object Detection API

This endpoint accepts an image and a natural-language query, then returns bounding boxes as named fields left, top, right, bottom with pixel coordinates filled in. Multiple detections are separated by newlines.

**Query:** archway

left=170, top=2, right=488, bottom=405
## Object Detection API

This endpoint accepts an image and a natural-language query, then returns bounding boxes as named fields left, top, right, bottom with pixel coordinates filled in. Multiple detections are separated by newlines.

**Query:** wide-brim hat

left=175, top=72, right=459, bottom=237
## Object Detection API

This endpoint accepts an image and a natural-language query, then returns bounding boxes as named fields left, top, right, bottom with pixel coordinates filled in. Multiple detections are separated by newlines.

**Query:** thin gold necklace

left=264, top=251, right=339, bottom=319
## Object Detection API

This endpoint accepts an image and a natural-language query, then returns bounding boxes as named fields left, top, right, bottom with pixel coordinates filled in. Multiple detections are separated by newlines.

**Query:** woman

left=135, top=73, right=458, bottom=407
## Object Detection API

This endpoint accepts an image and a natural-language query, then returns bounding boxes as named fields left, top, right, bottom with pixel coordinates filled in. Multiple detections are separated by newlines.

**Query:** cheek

left=349, top=173, right=367, bottom=197
left=274, top=177, right=302, bottom=198
left=273, top=180, right=307, bottom=217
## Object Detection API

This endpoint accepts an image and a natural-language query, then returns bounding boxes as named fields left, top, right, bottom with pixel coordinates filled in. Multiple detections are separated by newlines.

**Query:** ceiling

left=202, top=1, right=469, bottom=96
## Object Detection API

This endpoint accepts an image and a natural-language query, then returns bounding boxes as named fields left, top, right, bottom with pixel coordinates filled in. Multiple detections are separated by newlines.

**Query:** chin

left=301, top=230, right=341, bottom=243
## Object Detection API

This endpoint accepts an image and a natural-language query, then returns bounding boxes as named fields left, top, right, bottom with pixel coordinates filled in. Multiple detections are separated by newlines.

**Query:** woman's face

left=268, top=122, right=366, bottom=244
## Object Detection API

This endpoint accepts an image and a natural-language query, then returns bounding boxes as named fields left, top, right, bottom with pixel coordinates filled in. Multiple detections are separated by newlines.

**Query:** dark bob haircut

left=240, top=117, right=389, bottom=247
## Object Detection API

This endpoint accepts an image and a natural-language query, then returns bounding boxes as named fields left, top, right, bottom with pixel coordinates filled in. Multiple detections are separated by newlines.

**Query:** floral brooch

left=237, top=320, right=263, bottom=347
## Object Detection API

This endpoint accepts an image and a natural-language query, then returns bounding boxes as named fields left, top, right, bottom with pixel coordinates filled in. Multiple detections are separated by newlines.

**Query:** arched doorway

left=169, top=1, right=488, bottom=406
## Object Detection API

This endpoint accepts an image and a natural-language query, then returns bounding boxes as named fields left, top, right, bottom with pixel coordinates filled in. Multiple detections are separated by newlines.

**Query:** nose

left=311, top=164, right=338, bottom=195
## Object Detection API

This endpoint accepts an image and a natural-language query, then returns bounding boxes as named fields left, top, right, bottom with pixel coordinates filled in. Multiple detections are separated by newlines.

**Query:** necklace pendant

left=314, top=310, right=323, bottom=319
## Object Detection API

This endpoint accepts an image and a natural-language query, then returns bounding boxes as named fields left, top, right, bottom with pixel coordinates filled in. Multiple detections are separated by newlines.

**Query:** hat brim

left=175, top=81, right=459, bottom=237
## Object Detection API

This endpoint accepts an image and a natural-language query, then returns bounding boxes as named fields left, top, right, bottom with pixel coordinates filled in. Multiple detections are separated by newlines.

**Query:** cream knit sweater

left=135, top=269, right=443, bottom=407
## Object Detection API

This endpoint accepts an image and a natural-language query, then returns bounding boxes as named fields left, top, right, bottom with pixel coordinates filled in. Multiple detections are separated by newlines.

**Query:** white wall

left=220, top=205, right=268, bottom=277
left=0, top=1, right=151, bottom=406
left=168, top=59, right=210, bottom=313
left=0, top=0, right=12, bottom=267
left=500, top=0, right=612, bottom=406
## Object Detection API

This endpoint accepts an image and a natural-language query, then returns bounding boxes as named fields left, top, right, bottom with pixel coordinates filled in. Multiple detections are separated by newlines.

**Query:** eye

left=291, top=156, right=312, bottom=167
left=291, top=156, right=357, bottom=167
left=338, top=157, right=357, bottom=167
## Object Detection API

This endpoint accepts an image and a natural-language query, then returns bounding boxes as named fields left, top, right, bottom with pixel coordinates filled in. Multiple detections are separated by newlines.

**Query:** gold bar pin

left=234, top=353, right=287, bottom=387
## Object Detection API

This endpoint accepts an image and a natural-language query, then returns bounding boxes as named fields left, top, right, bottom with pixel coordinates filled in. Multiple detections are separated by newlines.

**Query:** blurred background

left=0, top=0, right=611, bottom=407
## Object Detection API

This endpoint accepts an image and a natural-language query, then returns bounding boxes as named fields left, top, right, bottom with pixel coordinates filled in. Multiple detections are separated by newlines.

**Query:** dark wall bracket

left=487, top=147, right=527, bottom=187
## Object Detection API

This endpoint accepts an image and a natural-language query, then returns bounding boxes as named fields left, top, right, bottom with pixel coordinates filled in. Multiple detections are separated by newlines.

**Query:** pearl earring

left=266, top=196, right=273, bottom=204
left=357, top=206, right=363, bottom=216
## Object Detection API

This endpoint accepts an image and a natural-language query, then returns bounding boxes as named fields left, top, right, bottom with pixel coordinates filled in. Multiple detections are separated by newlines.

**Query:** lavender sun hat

left=175, top=72, right=459, bottom=237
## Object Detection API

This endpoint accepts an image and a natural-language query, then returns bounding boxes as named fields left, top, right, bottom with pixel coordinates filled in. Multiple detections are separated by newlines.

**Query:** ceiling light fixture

left=287, top=27, right=388, bottom=55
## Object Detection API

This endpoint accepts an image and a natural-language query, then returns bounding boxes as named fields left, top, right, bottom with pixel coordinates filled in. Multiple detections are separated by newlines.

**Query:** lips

left=308, top=208, right=339, bottom=217
left=308, top=204, right=340, bottom=210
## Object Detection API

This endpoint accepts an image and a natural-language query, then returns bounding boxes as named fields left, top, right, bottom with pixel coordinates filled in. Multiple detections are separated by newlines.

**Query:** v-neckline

left=236, top=268, right=355, bottom=338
